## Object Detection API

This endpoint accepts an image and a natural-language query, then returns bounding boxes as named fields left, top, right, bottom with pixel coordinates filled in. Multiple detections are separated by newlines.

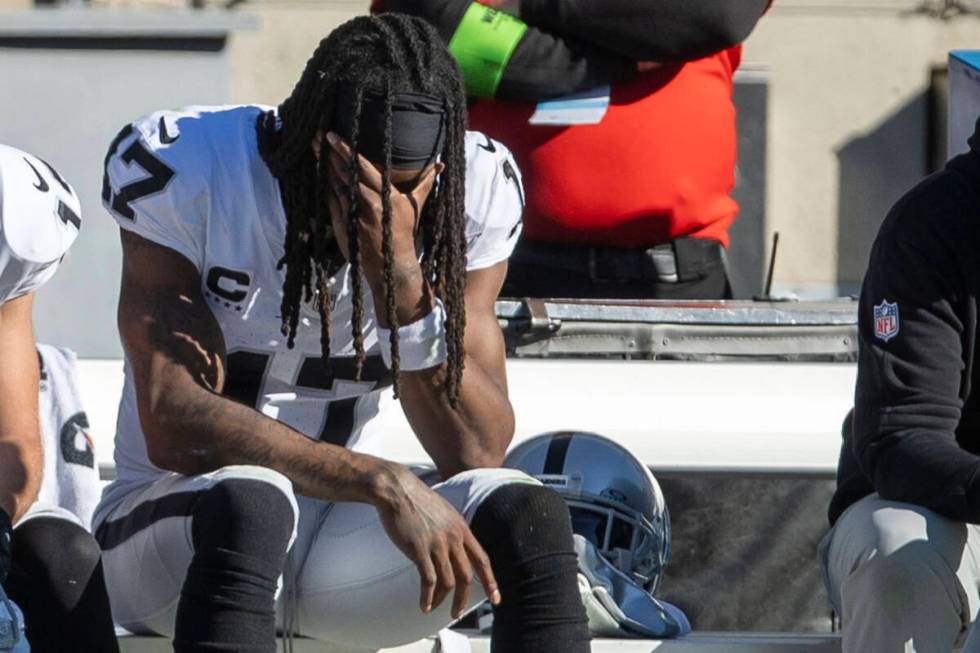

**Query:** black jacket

left=381, top=0, right=769, bottom=100
left=831, top=122, right=980, bottom=526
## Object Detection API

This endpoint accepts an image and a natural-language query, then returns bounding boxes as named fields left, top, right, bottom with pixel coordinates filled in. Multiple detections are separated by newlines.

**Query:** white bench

left=77, top=358, right=855, bottom=476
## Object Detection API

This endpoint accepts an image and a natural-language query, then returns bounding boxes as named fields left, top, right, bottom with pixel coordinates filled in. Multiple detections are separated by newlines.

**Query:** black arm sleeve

left=519, top=0, right=770, bottom=62
left=853, top=186, right=980, bottom=523
left=382, top=0, right=636, bottom=99
left=497, top=29, right=637, bottom=100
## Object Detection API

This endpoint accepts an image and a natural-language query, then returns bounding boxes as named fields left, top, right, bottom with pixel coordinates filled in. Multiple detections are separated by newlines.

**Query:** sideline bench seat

left=117, top=632, right=843, bottom=652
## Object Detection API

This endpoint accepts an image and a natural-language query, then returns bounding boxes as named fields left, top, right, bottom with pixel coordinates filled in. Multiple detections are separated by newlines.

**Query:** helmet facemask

left=565, top=496, right=669, bottom=593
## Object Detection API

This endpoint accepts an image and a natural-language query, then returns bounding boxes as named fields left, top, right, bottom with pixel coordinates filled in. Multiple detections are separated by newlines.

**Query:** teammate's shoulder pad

left=0, top=143, right=81, bottom=264
left=461, top=131, right=523, bottom=270
left=128, top=107, right=212, bottom=171
left=463, top=129, right=523, bottom=226
left=464, top=130, right=514, bottom=168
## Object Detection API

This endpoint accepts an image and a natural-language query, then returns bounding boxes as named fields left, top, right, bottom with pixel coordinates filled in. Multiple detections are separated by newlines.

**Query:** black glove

left=0, top=508, right=12, bottom=585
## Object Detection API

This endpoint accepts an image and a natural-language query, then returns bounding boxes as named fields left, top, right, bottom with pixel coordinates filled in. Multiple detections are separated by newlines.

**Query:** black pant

left=501, top=238, right=733, bottom=300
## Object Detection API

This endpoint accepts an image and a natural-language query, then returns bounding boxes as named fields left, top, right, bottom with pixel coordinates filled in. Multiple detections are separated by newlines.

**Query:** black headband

left=330, top=90, right=446, bottom=171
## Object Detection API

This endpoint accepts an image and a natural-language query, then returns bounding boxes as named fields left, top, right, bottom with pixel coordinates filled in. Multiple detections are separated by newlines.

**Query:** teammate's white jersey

left=0, top=144, right=81, bottom=303
left=99, top=105, right=524, bottom=504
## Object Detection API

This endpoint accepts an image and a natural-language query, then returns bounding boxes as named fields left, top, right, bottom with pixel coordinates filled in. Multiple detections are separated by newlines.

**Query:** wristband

left=0, top=508, right=11, bottom=585
left=448, top=2, right=528, bottom=98
left=377, top=299, right=448, bottom=371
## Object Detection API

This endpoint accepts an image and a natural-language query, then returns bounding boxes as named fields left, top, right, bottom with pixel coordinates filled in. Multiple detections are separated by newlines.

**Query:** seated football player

left=0, top=144, right=119, bottom=652
left=96, top=13, right=590, bottom=653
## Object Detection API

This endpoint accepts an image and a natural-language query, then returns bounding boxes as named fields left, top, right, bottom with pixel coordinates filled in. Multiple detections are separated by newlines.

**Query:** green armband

left=448, top=3, right=527, bottom=98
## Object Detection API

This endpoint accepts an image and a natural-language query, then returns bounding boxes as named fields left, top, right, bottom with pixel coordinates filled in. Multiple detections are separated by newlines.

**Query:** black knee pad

left=470, top=483, right=590, bottom=652
left=11, top=516, right=101, bottom=599
left=470, top=483, right=576, bottom=584
left=177, top=479, right=293, bottom=652
left=7, top=516, right=120, bottom=653
left=191, top=478, right=294, bottom=560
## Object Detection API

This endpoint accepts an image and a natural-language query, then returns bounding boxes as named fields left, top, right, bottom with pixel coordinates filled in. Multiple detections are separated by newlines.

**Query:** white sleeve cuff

left=376, top=298, right=448, bottom=371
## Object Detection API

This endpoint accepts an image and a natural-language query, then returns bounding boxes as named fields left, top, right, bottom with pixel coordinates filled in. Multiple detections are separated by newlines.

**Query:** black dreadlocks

left=256, top=13, right=469, bottom=405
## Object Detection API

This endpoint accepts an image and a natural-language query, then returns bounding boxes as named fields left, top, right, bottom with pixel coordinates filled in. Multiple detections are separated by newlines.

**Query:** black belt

left=519, top=237, right=726, bottom=284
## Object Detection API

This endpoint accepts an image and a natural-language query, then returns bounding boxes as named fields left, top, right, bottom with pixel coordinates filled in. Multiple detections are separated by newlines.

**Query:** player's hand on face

left=374, top=463, right=501, bottom=619
left=324, top=132, right=440, bottom=295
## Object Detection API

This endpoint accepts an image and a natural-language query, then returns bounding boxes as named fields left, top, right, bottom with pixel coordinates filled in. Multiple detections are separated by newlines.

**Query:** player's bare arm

left=326, top=136, right=515, bottom=476
left=398, top=262, right=513, bottom=474
left=0, top=292, right=42, bottom=524
left=118, top=228, right=499, bottom=616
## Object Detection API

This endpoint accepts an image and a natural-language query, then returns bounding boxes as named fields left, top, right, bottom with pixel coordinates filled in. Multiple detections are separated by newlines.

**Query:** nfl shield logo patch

left=873, top=300, right=900, bottom=342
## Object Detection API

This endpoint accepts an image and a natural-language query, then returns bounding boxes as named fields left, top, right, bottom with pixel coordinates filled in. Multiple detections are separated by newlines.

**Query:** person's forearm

left=368, top=267, right=514, bottom=475
left=853, top=336, right=980, bottom=523
left=0, top=434, right=41, bottom=524
left=518, top=0, right=769, bottom=62
left=0, top=382, right=41, bottom=524
left=0, top=295, right=43, bottom=524
left=379, top=0, right=635, bottom=99
left=497, top=31, right=636, bottom=100
left=144, top=378, right=396, bottom=505
left=398, top=354, right=515, bottom=477
left=855, top=425, right=980, bottom=523
left=386, top=0, right=766, bottom=100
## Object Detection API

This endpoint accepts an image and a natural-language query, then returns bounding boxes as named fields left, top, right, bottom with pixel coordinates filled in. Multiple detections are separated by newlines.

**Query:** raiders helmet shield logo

left=873, top=300, right=900, bottom=342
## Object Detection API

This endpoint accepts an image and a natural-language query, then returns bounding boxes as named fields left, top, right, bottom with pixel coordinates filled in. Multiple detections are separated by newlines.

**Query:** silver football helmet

left=503, top=431, right=670, bottom=593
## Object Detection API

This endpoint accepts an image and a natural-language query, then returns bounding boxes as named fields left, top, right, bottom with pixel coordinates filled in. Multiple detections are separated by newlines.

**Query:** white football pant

left=95, top=464, right=538, bottom=649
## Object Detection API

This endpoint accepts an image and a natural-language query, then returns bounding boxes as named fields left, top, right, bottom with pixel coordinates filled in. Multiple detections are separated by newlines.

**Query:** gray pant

left=820, top=494, right=980, bottom=653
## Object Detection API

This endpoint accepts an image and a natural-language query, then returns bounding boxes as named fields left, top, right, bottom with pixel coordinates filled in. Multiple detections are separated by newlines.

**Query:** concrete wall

left=742, top=0, right=980, bottom=297
left=227, top=0, right=361, bottom=105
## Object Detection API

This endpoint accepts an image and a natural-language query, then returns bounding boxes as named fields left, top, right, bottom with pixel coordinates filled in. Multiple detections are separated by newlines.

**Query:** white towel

left=35, top=344, right=101, bottom=531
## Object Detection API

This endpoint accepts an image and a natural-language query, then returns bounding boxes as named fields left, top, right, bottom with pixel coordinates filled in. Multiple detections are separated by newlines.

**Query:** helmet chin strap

left=574, top=535, right=690, bottom=639
left=608, top=547, right=634, bottom=576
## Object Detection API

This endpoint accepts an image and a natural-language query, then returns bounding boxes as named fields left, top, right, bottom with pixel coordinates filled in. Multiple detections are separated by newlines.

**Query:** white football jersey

left=100, top=104, right=524, bottom=495
left=0, top=144, right=81, bottom=303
